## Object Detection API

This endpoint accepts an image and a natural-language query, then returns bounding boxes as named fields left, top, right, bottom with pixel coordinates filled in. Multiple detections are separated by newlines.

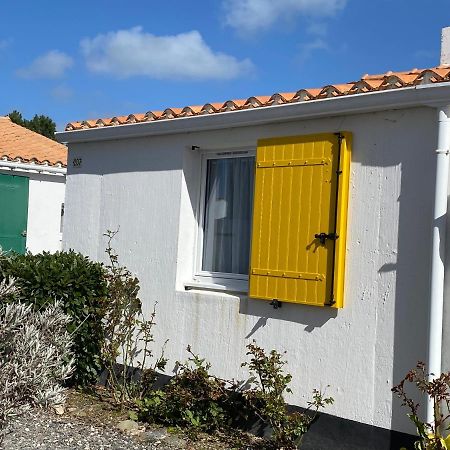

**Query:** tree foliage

left=8, top=110, right=56, bottom=140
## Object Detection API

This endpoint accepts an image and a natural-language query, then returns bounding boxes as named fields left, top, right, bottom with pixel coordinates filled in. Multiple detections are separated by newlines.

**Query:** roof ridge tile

left=64, top=66, right=450, bottom=132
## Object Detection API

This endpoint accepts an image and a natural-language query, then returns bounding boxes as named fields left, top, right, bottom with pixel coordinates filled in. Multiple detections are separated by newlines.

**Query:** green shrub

left=138, top=343, right=333, bottom=448
left=242, top=342, right=334, bottom=449
left=0, top=251, right=108, bottom=387
left=138, top=346, right=247, bottom=433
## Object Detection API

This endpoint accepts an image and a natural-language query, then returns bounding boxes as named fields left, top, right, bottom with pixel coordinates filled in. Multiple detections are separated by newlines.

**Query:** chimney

left=441, top=27, right=450, bottom=65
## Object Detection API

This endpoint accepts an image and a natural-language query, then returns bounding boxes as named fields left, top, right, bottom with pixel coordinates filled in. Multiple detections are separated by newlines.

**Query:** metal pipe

left=0, top=159, right=66, bottom=175
left=427, top=105, right=450, bottom=423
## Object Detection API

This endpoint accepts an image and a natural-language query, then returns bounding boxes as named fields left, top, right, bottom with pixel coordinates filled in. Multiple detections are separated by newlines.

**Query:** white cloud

left=80, top=27, right=253, bottom=81
left=17, top=50, right=73, bottom=79
left=223, top=0, right=346, bottom=32
left=306, top=22, right=328, bottom=37
left=51, top=84, right=73, bottom=101
left=298, top=37, right=328, bottom=62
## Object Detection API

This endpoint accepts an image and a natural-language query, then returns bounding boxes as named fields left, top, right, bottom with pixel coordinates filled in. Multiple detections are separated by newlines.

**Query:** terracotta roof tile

left=0, top=117, right=67, bottom=166
left=65, top=66, right=450, bottom=132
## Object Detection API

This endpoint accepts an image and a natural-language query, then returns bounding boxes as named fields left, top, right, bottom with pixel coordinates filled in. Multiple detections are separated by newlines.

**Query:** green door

left=0, top=174, right=29, bottom=254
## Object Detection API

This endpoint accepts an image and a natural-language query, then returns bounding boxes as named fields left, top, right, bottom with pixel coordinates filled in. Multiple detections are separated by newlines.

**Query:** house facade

left=0, top=117, right=66, bottom=254
left=58, top=42, right=450, bottom=448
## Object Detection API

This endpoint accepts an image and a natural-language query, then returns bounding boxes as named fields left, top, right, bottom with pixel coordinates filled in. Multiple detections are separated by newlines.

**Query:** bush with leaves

left=242, top=342, right=334, bottom=449
left=138, top=346, right=246, bottom=433
left=0, top=279, right=74, bottom=438
left=0, top=250, right=108, bottom=386
left=392, top=362, right=450, bottom=450
left=101, top=230, right=167, bottom=406
left=138, top=343, right=332, bottom=448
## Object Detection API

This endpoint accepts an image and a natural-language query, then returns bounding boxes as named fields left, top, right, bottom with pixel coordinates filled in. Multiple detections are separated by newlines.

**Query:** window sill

left=184, top=280, right=248, bottom=294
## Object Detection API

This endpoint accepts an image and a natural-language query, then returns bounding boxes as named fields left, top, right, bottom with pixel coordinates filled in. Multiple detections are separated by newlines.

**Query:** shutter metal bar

left=257, top=157, right=330, bottom=168
left=325, top=133, right=343, bottom=306
left=251, top=268, right=324, bottom=281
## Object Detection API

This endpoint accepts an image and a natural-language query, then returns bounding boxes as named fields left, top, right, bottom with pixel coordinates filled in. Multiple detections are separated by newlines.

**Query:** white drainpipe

left=427, top=26, right=450, bottom=423
left=427, top=104, right=450, bottom=423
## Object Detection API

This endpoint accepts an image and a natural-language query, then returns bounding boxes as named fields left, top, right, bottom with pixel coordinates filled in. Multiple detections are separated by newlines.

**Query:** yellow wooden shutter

left=249, top=132, right=351, bottom=308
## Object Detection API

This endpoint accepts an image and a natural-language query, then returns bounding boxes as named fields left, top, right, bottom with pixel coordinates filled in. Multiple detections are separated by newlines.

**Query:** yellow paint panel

left=332, top=132, right=352, bottom=308
left=249, top=133, right=351, bottom=307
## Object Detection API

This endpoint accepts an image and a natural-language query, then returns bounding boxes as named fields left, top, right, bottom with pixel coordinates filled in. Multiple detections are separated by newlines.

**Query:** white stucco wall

left=63, top=106, right=438, bottom=434
left=0, top=169, right=65, bottom=253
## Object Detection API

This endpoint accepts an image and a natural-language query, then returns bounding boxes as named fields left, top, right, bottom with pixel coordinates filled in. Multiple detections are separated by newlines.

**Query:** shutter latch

left=314, top=232, right=339, bottom=245
left=270, top=299, right=282, bottom=309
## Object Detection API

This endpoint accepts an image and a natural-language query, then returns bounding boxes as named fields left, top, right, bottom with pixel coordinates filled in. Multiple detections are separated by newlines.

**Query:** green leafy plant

left=0, top=251, right=108, bottom=387
left=392, top=362, right=450, bottom=450
left=101, top=230, right=167, bottom=406
left=242, top=341, right=334, bottom=449
left=138, top=343, right=332, bottom=447
left=138, top=346, right=245, bottom=434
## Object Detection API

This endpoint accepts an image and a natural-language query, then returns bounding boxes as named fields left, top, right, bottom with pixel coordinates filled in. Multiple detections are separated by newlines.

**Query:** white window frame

left=190, top=146, right=255, bottom=293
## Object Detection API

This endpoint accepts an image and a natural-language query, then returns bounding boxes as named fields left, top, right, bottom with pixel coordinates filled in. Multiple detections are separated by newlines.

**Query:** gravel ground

left=3, top=410, right=150, bottom=450
left=0, top=391, right=259, bottom=450
left=1, top=409, right=186, bottom=450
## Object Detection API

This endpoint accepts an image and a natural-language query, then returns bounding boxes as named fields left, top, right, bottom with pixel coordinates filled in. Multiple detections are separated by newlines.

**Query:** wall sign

left=72, top=158, right=82, bottom=168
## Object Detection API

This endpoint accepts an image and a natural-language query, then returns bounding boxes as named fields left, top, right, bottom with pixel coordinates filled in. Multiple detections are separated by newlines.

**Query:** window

left=194, top=150, right=255, bottom=291
left=190, top=133, right=351, bottom=306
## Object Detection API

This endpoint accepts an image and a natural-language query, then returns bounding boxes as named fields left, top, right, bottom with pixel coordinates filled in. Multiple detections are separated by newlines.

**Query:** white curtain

left=202, top=157, right=254, bottom=275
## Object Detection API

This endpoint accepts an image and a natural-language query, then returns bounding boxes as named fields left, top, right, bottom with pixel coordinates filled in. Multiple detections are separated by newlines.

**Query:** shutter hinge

left=335, top=133, right=343, bottom=175
left=335, top=132, right=344, bottom=144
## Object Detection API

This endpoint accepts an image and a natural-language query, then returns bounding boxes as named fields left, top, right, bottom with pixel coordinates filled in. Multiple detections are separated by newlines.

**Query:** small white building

left=58, top=29, right=450, bottom=449
left=0, top=116, right=66, bottom=254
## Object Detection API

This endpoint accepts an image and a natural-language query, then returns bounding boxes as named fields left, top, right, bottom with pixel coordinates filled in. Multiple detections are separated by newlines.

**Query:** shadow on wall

left=239, top=298, right=337, bottom=335
left=364, top=115, right=434, bottom=433
left=235, top=110, right=436, bottom=437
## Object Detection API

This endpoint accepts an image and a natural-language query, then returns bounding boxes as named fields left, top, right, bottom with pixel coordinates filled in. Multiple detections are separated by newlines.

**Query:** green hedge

left=0, top=251, right=108, bottom=386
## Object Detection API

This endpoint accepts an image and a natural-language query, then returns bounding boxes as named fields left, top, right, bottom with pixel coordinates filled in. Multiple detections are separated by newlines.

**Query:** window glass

left=202, top=156, right=254, bottom=275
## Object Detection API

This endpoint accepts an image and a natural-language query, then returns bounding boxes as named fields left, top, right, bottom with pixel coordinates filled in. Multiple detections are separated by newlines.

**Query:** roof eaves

left=57, top=82, right=450, bottom=145
left=63, top=66, right=450, bottom=133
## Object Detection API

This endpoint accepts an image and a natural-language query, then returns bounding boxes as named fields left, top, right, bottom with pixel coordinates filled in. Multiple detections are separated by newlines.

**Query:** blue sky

left=1, top=0, right=449, bottom=130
